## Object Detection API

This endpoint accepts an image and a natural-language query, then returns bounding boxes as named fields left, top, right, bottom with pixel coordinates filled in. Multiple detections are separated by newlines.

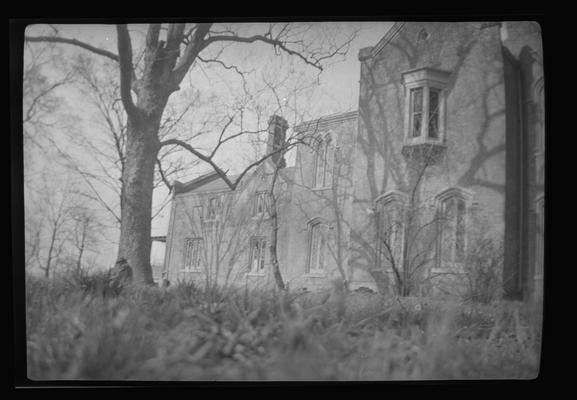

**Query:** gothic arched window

left=307, top=218, right=329, bottom=274
left=375, top=192, right=407, bottom=271
left=313, top=135, right=335, bottom=188
left=436, top=188, right=472, bottom=267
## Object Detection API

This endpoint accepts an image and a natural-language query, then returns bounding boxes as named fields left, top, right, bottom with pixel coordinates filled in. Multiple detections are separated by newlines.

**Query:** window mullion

left=423, top=86, right=430, bottom=139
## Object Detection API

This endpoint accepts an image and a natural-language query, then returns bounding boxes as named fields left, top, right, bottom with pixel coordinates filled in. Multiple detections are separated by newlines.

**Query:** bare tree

left=33, top=180, right=75, bottom=279
left=25, top=22, right=355, bottom=285
left=69, top=206, right=102, bottom=275
left=58, top=54, right=201, bottom=226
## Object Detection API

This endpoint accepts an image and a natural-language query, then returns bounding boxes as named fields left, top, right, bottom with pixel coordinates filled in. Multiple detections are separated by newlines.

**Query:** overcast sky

left=24, top=22, right=394, bottom=263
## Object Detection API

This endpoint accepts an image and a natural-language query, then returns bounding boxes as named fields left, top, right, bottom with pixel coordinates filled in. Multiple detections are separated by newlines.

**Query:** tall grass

left=25, top=274, right=542, bottom=381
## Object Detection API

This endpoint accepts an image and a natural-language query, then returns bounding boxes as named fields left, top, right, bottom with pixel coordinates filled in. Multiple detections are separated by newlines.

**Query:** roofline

left=172, top=164, right=297, bottom=197
left=358, top=22, right=406, bottom=61
left=294, top=110, right=358, bottom=133
left=172, top=170, right=221, bottom=195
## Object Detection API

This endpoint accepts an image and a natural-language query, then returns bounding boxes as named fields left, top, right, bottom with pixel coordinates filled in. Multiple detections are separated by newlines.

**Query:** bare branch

left=156, top=158, right=172, bottom=191
left=171, top=23, right=213, bottom=85
left=116, top=25, right=137, bottom=116
left=25, top=35, right=120, bottom=62
left=204, top=32, right=324, bottom=71
left=160, top=137, right=303, bottom=190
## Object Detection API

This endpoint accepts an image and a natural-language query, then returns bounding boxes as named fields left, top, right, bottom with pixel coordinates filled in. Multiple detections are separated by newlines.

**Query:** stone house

left=161, top=22, right=544, bottom=301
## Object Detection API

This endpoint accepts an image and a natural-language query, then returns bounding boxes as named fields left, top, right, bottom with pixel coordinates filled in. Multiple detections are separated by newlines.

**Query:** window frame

left=402, top=68, right=450, bottom=145
left=253, top=191, right=269, bottom=218
left=312, top=134, right=335, bottom=189
left=248, top=236, right=268, bottom=275
left=182, top=237, right=204, bottom=272
left=205, top=195, right=220, bottom=222
left=434, top=188, right=473, bottom=272
left=534, top=78, right=545, bottom=155
left=306, top=218, right=330, bottom=275
left=534, top=194, right=545, bottom=282
left=375, top=192, right=408, bottom=273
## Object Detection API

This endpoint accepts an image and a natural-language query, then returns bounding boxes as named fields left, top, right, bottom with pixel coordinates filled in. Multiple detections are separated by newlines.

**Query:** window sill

left=181, top=269, right=203, bottom=274
left=251, top=215, right=270, bottom=221
left=401, top=141, right=446, bottom=163
left=304, top=272, right=326, bottom=278
left=312, top=186, right=332, bottom=192
left=246, top=272, right=266, bottom=277
left=430, top=264, right=465, bottom=275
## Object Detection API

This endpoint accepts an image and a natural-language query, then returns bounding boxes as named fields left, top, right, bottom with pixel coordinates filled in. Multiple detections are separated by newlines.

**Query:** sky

left=24, top=21, right=394, bottom=266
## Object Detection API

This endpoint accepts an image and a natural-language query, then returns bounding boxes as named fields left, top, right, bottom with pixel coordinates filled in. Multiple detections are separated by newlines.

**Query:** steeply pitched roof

left=173, top=165, right=296, bottom=196
left=172, top=170, right=222, bottom=195
left=294, top=110, right=358, bottom=133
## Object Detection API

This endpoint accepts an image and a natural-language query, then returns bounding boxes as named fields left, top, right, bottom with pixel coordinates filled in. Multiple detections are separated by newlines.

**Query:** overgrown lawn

left=25, top=274, right=542, bottom=381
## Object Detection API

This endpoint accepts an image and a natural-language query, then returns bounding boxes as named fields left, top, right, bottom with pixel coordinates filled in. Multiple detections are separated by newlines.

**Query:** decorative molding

left=367, top=22, right=406, bottom=60
left=374, top=190, right=408, bottom=206
left=294, top=111, right=358, bottom=133
left=401, top=67, right=452, bottom=88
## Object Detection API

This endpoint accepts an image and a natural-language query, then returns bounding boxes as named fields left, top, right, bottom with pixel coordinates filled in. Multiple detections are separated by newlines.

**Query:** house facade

left=162, top=22, right=544, bottom=301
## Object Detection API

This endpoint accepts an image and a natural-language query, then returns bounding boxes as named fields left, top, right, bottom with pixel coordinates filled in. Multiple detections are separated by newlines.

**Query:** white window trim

left=252, top=191, right=269, bottom=219
left=205, top=195, right=221, bottom=222
left=312, top=133, right=336, bottom=189
left=306, top=218, right=330, bottom=275
left=374, top=191, right=408, bottom=273
left=248, top=236, right=268, bottom=274
left=433, top=187, right=474, bottom=273
left=402, top=68, right=451, bottom=146
left=182, top=237, right=203, bottom=272
left=533, top=78, right=545, bottom=156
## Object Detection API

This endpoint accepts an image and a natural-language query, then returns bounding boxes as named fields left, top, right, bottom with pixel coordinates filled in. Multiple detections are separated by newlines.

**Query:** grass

left=25, top=273, right=542, bottom=381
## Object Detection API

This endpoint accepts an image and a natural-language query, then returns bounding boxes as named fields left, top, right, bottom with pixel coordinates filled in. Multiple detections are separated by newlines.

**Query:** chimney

left=267, top=115, right=288, bottom=169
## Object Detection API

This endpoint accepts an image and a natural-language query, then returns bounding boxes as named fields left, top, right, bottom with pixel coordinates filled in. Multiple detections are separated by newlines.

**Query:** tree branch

left=204, top=33, right=323, bottom=71
left=116, top=25, right=137, bottom=117
left=25, top=35, right=120, bottom=62
left=160, top=137, right=302, bottom=191
left=171, top=23, right=212, bottom=86
left=156, top=158, right=172, bottom=191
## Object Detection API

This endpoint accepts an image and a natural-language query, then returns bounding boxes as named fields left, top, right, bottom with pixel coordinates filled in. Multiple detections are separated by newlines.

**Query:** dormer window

left=402, top=68, right=450, bottom=146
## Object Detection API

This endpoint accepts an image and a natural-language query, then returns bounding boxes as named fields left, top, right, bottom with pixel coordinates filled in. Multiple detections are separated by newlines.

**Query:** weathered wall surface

left=349, top=22, right=511, bottom=294
left=164, top=166, right=288, bottom=290
left=161, top=22, right=544, bottom=300
left=501, top=21, right=545, bottom=300
left=284, top=113, right=358, bottom=290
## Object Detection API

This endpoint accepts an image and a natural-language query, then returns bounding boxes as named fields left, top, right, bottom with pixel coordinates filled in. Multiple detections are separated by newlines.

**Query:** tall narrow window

left=183, top=238, right=203, bottom=272
left=314, top=140, right=324, bottom=187
left=428, top=89, right=440, bottom=139
left=536, top=81, right=545, bottom=153
left=534, top=196, right=545, bottom=289
left=376, top=194, right=406, bottom=270
left=410, top=88, right=424, bottom=138
left=313, top=135, right=334, bottom=188
left=308, top=220, right=328, bottom=273
left=253, top=191, right=268, bottom=217
left=249, top=237, right=267, bottom=273
left=437, top=191, right=469, bottom=265
left=206, top=196, right=219, bottom=221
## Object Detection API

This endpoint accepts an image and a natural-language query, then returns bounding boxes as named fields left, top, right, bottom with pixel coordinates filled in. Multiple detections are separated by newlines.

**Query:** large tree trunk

left=117, top=112, right=162, bottom=285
